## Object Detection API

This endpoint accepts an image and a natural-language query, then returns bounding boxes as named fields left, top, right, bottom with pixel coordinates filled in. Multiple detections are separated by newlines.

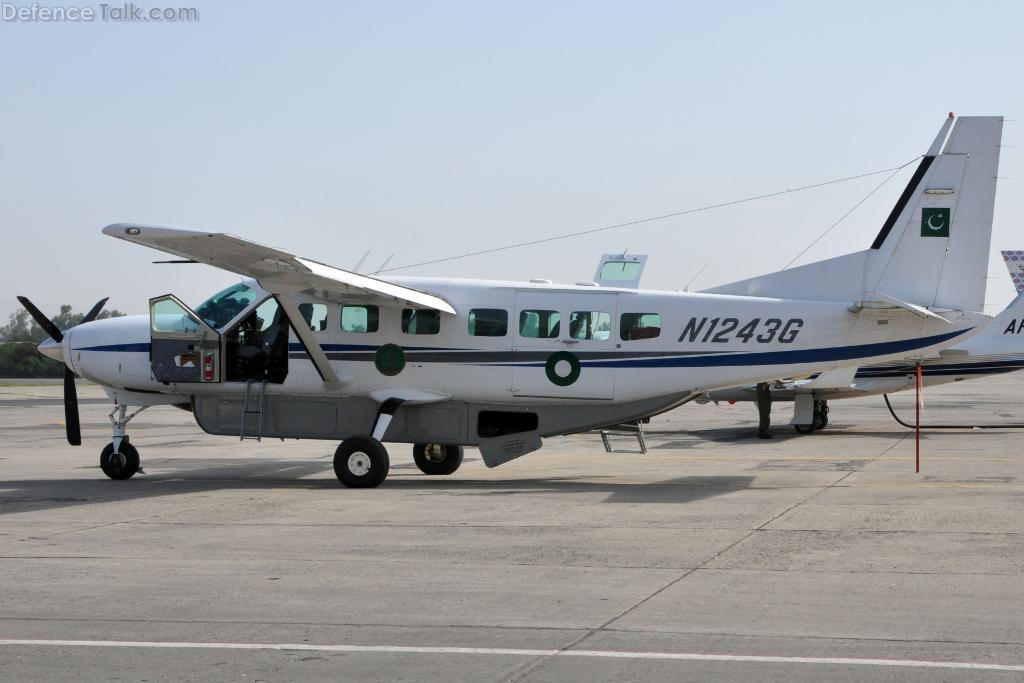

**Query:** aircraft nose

left=38, top=338, right=64, bottom=363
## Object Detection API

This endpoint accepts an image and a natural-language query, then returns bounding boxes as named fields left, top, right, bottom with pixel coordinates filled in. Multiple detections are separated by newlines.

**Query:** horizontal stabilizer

left=855, top=291, right=952, bottom=323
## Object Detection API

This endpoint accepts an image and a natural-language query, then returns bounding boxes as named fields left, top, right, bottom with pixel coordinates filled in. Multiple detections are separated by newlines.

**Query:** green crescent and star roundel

left=921, top=207, right=951, bottom=238
left=545, top=350, right=581, bottom=386
left=375, top=344, right=406, bottom=376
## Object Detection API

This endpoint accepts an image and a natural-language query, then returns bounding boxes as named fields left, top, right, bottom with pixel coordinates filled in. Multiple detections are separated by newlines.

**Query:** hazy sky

left=2, top=1, right=1022, bottom=324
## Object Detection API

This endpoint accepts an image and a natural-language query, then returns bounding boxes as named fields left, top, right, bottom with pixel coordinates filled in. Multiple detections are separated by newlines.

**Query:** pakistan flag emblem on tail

left=921, top=207, right=951, bottom=237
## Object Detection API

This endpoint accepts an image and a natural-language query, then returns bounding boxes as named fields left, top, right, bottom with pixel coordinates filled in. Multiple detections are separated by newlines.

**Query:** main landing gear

left=413, top=443, right=464, bottom=475
left=331, top=399, right=467, bottom=488
left=333, top=398, right=400, bottom=488
left=794, top=400, right=829, bottom=434
left=334, top=436, right=390, bottom=488
left=100, top=405, right=148, bottom=480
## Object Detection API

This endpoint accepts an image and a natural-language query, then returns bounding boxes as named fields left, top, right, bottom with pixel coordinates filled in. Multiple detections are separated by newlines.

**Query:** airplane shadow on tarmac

left=0, top=454, right=756, bottom=513
left=648, top=425, right=917, bottom=446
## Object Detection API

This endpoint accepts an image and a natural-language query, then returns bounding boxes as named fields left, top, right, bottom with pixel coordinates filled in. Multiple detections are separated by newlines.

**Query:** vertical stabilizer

left=705, top=115, right=1003, bottom=313
left=867, top=115, right=1003, bottom=311
left=1002, top=250, right=1024, bottom=293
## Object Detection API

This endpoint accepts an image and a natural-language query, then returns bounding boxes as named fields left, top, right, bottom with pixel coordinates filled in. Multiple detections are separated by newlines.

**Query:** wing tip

left=102, top=223, right=212, bottom=240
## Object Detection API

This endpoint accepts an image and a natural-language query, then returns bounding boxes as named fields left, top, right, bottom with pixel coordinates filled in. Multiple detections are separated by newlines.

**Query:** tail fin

left=1002, top=251, right=1024, bottom=293
left=706, top=114, right=1003, bottom=312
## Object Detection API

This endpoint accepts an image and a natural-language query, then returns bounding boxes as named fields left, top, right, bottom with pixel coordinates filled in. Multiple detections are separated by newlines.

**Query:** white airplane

left=703, top=251, right=1024, bottom=433
left=20, top=114, right=999, bottom=487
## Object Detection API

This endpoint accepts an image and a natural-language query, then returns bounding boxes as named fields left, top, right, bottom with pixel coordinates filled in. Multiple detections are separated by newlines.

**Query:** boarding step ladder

left=598, top=420, right=647, bottom=454
left=240, top=379, right=269, bottom=441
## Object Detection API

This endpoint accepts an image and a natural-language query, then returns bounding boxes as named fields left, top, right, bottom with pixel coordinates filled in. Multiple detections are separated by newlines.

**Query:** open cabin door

left=149, top=295, right=221, bottom=383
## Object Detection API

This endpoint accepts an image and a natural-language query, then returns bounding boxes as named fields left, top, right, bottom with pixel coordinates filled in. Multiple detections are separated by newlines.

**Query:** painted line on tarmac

left=1, top=639, right=1023, bottom=671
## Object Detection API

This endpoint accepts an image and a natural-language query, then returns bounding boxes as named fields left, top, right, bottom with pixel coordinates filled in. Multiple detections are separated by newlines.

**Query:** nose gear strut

left=101, top=404, right=149, bottom=480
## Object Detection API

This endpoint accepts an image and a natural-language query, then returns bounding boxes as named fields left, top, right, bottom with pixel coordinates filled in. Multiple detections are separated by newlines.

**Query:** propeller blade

left=63, top=367, right=81, bottom=446
left=16, top=296, right=63, bottom=342
left=81, top=297, right=110, bottom=324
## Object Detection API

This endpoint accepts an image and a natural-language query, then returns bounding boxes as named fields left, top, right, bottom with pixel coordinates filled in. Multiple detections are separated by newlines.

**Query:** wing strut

left=274, top=293, right=346, bottom=390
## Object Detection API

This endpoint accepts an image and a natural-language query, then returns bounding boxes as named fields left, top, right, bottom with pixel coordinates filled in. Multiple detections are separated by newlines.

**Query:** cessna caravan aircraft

left=20, top=114, right=1000, bottom=487
left=705, top=250, right=1024, bottom=433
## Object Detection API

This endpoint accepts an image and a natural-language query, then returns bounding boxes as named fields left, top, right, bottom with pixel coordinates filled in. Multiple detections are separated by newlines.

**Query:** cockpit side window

left=195, top=282, right=258, bottom=329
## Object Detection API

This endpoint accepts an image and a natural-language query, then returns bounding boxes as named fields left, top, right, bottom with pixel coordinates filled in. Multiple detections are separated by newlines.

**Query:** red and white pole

left=915, top=363, right=923, bottom=473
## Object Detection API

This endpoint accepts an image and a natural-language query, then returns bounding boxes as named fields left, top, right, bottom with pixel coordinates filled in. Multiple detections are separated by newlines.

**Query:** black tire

left=413, top=443, right=464, bottom=475
left=334, top=437, right=389, bottom=488
left=100, top=441, right=140, bottom=480
left=812, top=410, right=828, bottom=431
left=793, top=423, right=814, bottom=435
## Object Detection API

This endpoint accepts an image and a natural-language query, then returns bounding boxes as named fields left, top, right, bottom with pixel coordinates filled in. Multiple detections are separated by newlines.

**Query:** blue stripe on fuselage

left=573, top=328, right=971, bottom=369
left=74, top=343, right=152, bottom=353
left=73, top=328, right=972, bottom=371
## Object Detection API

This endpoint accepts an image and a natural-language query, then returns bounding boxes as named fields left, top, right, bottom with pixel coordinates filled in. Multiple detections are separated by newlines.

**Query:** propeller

left=16, top=296, right=109, bottom=447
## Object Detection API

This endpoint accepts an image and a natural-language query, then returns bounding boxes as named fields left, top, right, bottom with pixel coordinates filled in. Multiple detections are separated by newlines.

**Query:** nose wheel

left=98, top=404, right=148, bottom=479
left=100, top=440, right=140, bottom=480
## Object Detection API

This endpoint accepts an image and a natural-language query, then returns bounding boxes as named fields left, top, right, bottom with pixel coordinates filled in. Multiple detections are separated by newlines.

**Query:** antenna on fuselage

left=352, top=250, right=372, bottom=273
left=683, top=263, right=708, bottom=292
left=372, top=254, right=394, bottom=275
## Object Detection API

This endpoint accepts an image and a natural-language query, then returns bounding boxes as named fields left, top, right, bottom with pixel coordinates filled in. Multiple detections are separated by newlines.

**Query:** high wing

left=102, top=223, right=456, bottom=314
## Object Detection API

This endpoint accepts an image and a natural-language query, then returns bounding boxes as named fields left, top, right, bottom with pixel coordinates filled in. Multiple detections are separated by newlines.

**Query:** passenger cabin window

left=519, top=310, right=560, bottom=338
left=402, top=308, right=440, bottom=335
left=341, top=305, right=379, bottom=333
left=620, top=313, right=662, bottom=340
left=298, top=303, right=328, bottom=332
left=569, top=311, right=611, bottom=341
left=598, top=261, right=643, bottom=282
left=469, top=308, right=508, bottom=337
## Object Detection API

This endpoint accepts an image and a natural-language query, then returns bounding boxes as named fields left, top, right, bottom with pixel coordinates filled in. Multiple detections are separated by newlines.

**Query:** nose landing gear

left=100, top=440, right=140, bottom=480
left=100, top=405, right=148, bottom=480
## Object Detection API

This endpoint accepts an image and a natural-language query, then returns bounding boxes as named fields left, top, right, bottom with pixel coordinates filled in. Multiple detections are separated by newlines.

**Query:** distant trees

left=0, top=305, right=127, bottom=343
left=0, top=304, right=127, bottom=377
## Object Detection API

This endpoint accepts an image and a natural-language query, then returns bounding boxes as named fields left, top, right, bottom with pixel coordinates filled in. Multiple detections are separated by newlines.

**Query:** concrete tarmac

left=1, top=377, right=1024, bottom=681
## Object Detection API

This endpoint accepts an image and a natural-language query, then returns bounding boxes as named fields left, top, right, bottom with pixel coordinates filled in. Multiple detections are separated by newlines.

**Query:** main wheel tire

left=334, top=437, right=390, bottom=488
left=794, top=423, right=814, bottom=435
left=100, top=441, right=140, bottom=480
left=812, top=410, right=828, bottom=431
left=413, top=443, right=464, bottom=475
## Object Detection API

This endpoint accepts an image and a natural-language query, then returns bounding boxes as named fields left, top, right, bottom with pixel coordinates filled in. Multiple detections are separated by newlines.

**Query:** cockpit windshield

left=195, top=282, right=260, bottom=329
